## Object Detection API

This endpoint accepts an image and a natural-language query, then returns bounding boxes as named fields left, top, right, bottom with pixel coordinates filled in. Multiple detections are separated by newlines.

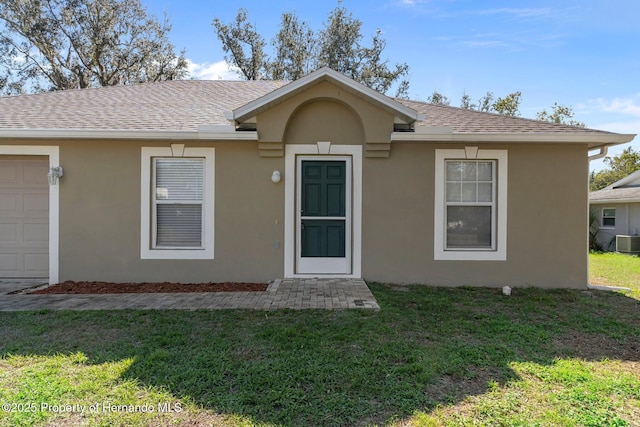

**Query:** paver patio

left=0, top=278, right=379, bottom=311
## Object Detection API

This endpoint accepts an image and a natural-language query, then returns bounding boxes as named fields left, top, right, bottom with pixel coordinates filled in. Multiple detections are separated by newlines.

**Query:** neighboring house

left=0, top=68, right=635, bottom=288
left=590, top=170, right=640, bottom=251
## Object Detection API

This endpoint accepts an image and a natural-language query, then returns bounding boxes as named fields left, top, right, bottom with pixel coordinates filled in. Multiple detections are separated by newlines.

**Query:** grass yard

left=0, top=259, right=638, bottom=426
left=590, top=251, right=640, bottom=299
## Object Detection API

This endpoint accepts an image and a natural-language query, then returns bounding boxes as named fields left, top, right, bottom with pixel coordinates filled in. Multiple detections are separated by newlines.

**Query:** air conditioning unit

left=616, top=235, right=640, bottom=254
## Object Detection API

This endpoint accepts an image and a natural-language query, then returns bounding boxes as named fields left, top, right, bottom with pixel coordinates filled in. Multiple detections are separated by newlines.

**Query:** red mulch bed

left=29, top=281, right=268, bottom=294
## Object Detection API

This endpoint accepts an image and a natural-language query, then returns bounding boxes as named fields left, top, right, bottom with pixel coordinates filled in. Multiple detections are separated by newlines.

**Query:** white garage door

left=0, top=156, right=49, bottom=278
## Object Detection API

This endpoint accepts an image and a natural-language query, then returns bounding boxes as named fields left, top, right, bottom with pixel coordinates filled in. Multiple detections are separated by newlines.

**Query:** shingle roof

left=590, top=170, right=640, bottom=202
left=0, top=80, right=287, bottom=131
left=590, top=186, right=640, bottom=202
left=398, top=99, right=615, bottom=135
left=0, top=79, right=626, bottom=137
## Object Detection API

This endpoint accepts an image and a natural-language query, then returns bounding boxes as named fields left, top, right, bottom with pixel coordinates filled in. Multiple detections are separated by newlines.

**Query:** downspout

left=588, top=145, right=608, bottom=161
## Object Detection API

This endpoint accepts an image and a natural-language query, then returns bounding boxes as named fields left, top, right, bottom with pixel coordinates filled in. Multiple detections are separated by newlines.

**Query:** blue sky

left=146, top=0, right=640, bottom=171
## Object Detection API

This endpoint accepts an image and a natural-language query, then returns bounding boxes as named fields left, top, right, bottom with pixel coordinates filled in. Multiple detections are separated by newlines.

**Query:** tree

left=536, top=103, right=585, bottom=128
left=0, top=0, right=187, bottom=94
left=316, top=6, right=360, bottom=78
left=477, top=92, right=494, bottom=112
left=316, top=8, right=409, bottom=97
left=427, top=90, right=450, bottom=106
left=213, top=6, right=410, bottom=97
left=492, top=91, right=521, bottom=116
left=267, top=12, right=314, bottom=81
left=458, top=90, right=521, bottom=115
left=212, top=8, right=265, bottom=81
left=590, top=147, right=640, bottom=191
left=460, top=91, right=475, bottom=110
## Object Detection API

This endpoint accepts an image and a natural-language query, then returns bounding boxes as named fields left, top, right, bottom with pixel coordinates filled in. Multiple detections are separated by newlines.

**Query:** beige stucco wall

left=60, top=140, right=285, bottom=283
left=258, top=80, right=393, bottom=145
left=282, top=100, right=366, bottom=145
left=0, top=139, right=285, bottom=283
left=264, top=89, right=590, bottom=288
left=362, top=142, right=589, bottom=288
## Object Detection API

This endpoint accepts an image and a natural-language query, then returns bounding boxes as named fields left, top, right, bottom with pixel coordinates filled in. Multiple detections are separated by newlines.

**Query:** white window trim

left=141, top=147, right=214, bottom=259
left=0, top=145, right=59, bottom=283
left=600, top=207, right=616, bottom=230
left=434, top=149, right=508, bottom=261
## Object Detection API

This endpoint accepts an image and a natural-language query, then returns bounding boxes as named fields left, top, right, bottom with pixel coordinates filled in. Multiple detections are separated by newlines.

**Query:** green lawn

left=590, top=251, right=640, bottom=299
left=1, top=262, right=638, bottom=426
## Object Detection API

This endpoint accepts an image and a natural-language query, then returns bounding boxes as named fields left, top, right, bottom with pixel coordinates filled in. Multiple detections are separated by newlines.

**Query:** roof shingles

left=398, top=99, right=612, bottom=135
left=0, top=80, right=287, bottom=131
left=0, top=79, right=621, bottom=136
left=590, top=186, right=640, bottom=202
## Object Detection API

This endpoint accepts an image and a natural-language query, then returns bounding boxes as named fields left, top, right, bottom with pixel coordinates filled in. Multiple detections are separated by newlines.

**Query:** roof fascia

left=0, top=128, right=258, bottom=141
left=391, top=132, right=636, bottom=147
left=590, top=198, right=640, bottom=204
left=231, top=67, right=423, bottom=124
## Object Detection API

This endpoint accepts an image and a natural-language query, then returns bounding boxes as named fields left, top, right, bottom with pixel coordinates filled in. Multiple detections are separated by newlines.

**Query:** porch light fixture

left=47, top=166, right=63, bottom=185
left=271, top=170, right=281, bottom=183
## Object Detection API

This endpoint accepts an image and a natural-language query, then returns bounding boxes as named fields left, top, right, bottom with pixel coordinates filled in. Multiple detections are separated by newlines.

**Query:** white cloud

left=593, top=120, right=640, bottom=136
left=396, top=0, right=431, bottom=7
left=585, top=95, right=640, bottom=117
left=187, top=60, right=241, bottom=81
left=463, top=39, right=508, bottom=48
left=475, top=8, right=552, bottom=18
left=578, top=95, right=640, bottom=135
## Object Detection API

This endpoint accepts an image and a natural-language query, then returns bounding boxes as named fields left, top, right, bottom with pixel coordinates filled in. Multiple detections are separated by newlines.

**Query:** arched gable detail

left=256, top=80, right=395, bottom=157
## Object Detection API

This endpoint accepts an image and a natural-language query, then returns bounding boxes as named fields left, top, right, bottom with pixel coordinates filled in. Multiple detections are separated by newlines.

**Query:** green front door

left=297, top=158, right=351, bottom=274
left=301, top=161, right=346, bottom=257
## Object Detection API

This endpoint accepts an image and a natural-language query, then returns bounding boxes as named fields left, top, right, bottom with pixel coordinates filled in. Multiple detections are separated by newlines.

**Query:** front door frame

left=284, top=143, right=362, bottom=278
left=0, top=145, right=59, bottom=284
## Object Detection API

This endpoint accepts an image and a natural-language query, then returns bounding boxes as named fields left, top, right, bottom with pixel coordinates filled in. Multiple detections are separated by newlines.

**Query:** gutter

left=0, top=129, right=635, bottom=146
left=0, top=127, right=258, bottom=141
left=391, top=132, right=635, bottom=146
left=588, top=145, right=608, bottom=161
left=590, top=198, right=640, bottom=204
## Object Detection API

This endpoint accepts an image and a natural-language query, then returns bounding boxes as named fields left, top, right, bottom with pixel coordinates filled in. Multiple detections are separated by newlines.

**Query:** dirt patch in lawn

left=29, top=281, right=268, bottom=294
left=553, top=331, right=640, bottom=361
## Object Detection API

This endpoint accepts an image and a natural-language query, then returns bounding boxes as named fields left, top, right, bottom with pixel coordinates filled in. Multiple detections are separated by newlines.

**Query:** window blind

left=154, top=158, right=204, bottom=248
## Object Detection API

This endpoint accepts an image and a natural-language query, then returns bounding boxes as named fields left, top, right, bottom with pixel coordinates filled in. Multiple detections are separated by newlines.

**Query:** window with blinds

left=153, top=158, right=205, bottom=248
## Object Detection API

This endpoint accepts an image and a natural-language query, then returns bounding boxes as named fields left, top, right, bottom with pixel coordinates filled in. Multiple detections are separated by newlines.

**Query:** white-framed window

left=601, top=208, right=616, bottom=228
left=434, top=149, right=507, bottom=261
left=141, top=147, right=214, bottom=259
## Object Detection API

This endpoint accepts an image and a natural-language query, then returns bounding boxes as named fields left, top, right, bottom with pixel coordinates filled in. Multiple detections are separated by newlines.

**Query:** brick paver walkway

left=0, top=278, right=379, bottom=311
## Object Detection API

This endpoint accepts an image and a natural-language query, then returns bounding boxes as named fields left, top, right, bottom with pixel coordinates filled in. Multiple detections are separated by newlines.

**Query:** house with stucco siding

left=0, top=68, right=635, bottom=287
